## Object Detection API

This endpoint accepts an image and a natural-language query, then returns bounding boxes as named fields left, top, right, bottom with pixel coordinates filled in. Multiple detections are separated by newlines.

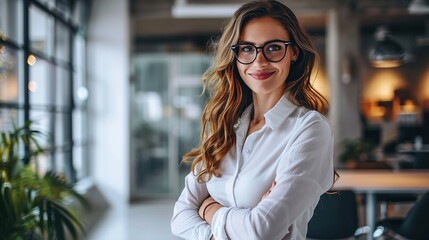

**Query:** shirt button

left=245, top=148, right=251, bottom=153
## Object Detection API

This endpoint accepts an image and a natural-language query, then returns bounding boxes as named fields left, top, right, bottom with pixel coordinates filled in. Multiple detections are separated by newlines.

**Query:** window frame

left=0, top=0, right=88, bottom=183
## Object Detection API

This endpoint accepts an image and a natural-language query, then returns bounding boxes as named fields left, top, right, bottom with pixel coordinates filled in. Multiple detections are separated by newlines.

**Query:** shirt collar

left=236, top=95, right=298, bottom=131
left=264, top=95, right=297, bottom=130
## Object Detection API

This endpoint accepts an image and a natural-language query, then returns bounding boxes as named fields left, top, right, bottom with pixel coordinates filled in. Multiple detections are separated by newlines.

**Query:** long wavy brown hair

left=184, top=0, right=334, bottom=183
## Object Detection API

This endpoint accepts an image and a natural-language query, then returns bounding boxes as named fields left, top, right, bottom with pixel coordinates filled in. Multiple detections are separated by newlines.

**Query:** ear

left=291, top=45, right=299, bottom=61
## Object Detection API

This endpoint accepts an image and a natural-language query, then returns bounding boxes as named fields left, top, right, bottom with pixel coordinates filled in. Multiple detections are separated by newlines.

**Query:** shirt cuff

left=211, top=207, right=232, bottom=240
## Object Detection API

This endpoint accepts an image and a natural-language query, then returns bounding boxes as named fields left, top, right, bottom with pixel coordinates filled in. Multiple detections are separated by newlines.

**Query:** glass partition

left=131, top=53, right=210, bottom=197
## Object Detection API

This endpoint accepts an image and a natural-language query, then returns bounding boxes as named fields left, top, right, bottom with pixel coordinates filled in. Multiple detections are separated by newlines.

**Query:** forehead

left=240, top=17, right=290, bottom=44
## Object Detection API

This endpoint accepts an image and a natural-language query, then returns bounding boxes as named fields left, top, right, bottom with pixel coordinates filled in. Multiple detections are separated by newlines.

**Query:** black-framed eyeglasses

left=231, top=40, right=294, bottom=64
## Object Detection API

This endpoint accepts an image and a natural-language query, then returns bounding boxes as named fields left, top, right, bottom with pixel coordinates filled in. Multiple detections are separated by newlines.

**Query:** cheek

left=283, top=65, right=292, bottom=77
left=276, top=63, right=291, bottom=79
left=236, top=64, right=247, bottom=79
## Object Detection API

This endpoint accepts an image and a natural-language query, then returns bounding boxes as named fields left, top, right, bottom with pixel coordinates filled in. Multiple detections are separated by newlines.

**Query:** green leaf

left=0, top=121, right=85, bottom=239
left=54, top=209, right=65, bottom=240
left=60, top=208, right=80, bottom=240
left=37, top=197, right=45, bottom=236
left=2, top=184, right=16, bottom=222
left=46, top=201, right=54, bottom=240
left=49, top=199, right=85, bottom=234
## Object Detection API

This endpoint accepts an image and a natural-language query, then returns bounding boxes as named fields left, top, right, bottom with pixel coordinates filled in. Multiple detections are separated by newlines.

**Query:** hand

left=261, top=181, right=276, bottom=200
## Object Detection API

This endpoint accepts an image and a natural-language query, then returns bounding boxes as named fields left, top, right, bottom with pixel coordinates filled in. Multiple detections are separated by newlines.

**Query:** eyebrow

left=238, top=39, right=287, bottom=45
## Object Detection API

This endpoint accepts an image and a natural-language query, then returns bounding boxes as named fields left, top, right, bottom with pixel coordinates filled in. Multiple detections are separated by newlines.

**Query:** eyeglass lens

left=234, top=41, right=289, bottom=64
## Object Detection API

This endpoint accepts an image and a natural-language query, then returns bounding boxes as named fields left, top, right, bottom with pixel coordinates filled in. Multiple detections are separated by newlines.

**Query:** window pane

left=73, top=145, right=88, bottom=180
left=29, top=58, right=53, bottom=106
left=30, top=110, right=52, bottom=171
left=74, top=72, right=88, bottom=107
left=55, top=150, right=67, bottom=176
left=55, top=112, right=70, bottom=147
left=74, top=34, right=84, bottom=70
left=30, top=110, right=51, bottom=138
left=56, top=67, right=70, bottom=107
left=0, top=45, right=20, bottom=103
left=73, top=109, right=86, bottom=142
left=0, top=0, right=20, bottom=42
left=30, top=5, right=53, bottom=56
left=35, top=152, right=51, bottom=176
left=74, top=35, right=87, bottom=107
left=55, top=22, right=70, bottom=62
left=0, top=108, right=21, bottom=132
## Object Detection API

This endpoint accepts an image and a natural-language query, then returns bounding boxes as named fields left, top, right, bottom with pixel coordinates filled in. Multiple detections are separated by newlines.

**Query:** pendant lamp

left=369, top=26, right=406, bottom=68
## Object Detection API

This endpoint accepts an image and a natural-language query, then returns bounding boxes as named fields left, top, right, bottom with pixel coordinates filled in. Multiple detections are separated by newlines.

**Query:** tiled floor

left=89, top=198, right=180, bottom=240
left=87, top=196, right=413, bottom=240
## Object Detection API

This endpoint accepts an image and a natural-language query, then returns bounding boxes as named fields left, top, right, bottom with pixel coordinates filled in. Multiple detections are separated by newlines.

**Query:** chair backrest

left=307, top=190, right=358, bottom=239
left=413, top=152, right=429, bottom=169
left=399, top=191, right=429, bottom=239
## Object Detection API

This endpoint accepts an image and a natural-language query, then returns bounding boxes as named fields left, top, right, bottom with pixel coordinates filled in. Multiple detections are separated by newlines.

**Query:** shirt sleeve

left=210, top=114, right=334, bottom=240
left=171, top=171, right=213, bottom=240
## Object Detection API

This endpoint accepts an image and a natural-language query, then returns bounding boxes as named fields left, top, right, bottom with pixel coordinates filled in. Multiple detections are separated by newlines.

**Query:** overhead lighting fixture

left=171, top=0, right=239, bottom=18
left=408, top=0, right=429, bottom=14
left=369, top=26, right=407, bottom=68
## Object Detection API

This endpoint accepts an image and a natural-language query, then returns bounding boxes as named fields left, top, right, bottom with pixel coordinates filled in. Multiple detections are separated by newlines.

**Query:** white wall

left=87, top=0, right=130, bottom=205
left=327, top=5, right=362, bottom=164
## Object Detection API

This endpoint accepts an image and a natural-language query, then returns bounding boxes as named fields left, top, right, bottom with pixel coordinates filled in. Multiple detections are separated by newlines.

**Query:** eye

left=266, top=44, right=283, bottom=52
left=240, top=45, right=255, bottom=53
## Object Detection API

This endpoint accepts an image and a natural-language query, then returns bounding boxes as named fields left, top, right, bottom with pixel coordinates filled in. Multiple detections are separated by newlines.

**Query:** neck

left=251, top=93, right=283, bottom=122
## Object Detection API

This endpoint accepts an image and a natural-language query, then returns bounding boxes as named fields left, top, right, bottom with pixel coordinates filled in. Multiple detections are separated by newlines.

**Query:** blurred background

left=0, top=0, right=428, bottom=239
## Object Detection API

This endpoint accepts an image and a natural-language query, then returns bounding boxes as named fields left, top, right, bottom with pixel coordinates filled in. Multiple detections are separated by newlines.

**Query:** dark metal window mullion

left=49, top=16, right=57, bottom=172
left=27, top=49, right=71, bottom=70
left=23, top=0, right=31, bottom=165
left=0, top=39, right=22, bottom=50
left=81, top=23, right=90, bottom=179
left=67, top=24, right=76, bottom=183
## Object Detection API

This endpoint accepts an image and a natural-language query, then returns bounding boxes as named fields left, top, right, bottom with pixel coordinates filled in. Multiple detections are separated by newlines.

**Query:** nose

left=254, top=48, right=269, bottom=66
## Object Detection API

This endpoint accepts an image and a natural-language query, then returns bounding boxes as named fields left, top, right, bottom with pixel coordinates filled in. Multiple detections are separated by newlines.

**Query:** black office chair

left=414, top=152, right=429, bottom=169
left=373, top=191, right=429, bottom=240
left=307, top=190, right=368, bottom=239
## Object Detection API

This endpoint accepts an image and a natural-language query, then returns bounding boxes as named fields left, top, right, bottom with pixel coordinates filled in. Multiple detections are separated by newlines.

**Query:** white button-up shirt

left=171, top=96, right=334, bottom=240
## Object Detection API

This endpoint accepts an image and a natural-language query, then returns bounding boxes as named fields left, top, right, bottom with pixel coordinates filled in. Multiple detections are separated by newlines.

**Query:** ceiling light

left=369, top=26, right=406, bottom=68
left=408, top=0, right=429, bottom=14
left=172, top=3, right=240, bottom=18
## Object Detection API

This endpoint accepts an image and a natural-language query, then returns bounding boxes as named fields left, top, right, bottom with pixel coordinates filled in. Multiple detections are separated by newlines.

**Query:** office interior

left=0, top=0, right=428, bottom=239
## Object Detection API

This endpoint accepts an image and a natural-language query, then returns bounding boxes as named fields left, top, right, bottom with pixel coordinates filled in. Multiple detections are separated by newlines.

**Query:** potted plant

left=0, top=121, right=87, bottom=239
left=339, top=138, right=376, bottom=169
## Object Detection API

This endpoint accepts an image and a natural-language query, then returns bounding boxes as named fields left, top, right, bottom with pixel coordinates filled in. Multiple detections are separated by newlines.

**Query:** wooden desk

left=334, top=170, right=429, bottom=240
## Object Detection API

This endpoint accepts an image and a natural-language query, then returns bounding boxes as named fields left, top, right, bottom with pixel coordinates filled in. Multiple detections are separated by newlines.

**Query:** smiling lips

left=249, top=71, right=275, bottom=80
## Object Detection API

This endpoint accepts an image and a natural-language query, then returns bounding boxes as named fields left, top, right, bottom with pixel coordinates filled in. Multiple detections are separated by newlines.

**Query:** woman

left=171, top=1, right=335, bottom=239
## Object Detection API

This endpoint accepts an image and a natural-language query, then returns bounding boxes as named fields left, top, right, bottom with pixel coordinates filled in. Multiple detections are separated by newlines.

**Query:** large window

left=0, top=0, right=88, bottom=182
